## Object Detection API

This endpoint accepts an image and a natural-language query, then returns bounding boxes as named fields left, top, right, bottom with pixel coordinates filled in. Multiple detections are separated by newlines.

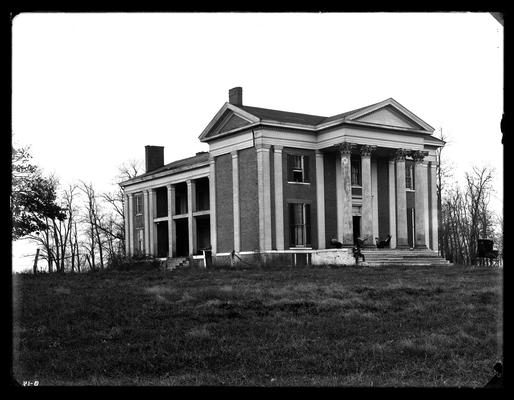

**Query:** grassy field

left=12, top=265, right=503, bottom=387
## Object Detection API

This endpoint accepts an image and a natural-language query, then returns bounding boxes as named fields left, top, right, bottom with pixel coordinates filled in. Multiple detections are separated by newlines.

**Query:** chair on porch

left=375, top=234, right=392, bottom=249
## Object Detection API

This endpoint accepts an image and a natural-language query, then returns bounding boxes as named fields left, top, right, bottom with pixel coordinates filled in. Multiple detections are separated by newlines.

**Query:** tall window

left=287, top=154, right=309, bottom=183
left=405, top=162, right=415, bottom=189
left=351, top=158, right=361, bottom=186
left=135, top=194, right=143, bottom=215
left=289, top=203, right=311, bottom=247
left=136, top=228, right=144, bottom=253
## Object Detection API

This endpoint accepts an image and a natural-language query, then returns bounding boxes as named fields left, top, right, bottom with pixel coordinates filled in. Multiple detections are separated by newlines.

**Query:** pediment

left=353, top=105, right=423, bottom=130
left=199, top=103, right=259, bottom=142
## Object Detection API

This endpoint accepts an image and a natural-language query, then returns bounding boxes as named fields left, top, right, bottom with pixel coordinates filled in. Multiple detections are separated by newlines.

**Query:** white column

left=371, top=157, right=379, bottom=242
left=124, top=193, right=130, bottom=256
left=256, top=143, right=272, bottom=251
left=167, top=184, right=175, bottom=258
left=339, top=142, right=354, bottom=246
left=127, top=193, right=134, bottom=256
left=430, top=161, right=439, bottom=252
left=413, top=151, right=428, bottom=249
left=335, top=155, right=343, bottom=243
left=315, top=150, right=325, bottom=249
left=360, top=145, right=376, bottom=246
left=187, top=179, right=196, bottom=255
left=231, top=151, right=240, bottom=253
left=148, top=189, right=156, bottom=256
left=143, top=190, right=150, bottom=255
left=274, top=146, right=285, bottom=250
left=395, top=149, right=409, bottom=248
left=388, top=159, right=397, bottom=249
left=424, top=163, right=430, bottom=249
left=209, top=157, right=217, bottom=254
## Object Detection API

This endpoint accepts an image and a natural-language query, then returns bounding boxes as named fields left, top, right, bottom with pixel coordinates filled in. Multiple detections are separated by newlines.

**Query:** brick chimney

left=145, top=145, right=164, bottom=173
left=229, top=87, right=243, bottom=106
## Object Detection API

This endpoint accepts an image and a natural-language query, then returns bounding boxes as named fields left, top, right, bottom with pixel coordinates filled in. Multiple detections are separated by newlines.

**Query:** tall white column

left=430, top=161, right=439, bottom=252
left=167, top=184, right=176, bottom=258
left=256, top=143, right=272, bottom=251
left=274, top=146, right=285, bottom=250
left=388, top=159, right=397, bottom=249
left=209, top=157, right=217, bottom=255
left=335, top=155, right=343, bottom=243
left=339, top=142, right=354, bottom=246
left=413, top=151, right=428, bottom=249
left=124, top=193, right=130, bottom=256
left=143, top=190, right=150, bottom=255
left=360, top=145, right=376, bottom=246
left=148, top=189, right=156, bottom=256
left=231, top=151, right=240, bottom=253
left=187, top=179, right=196, bottom=255
left=371, top=157, right=379, bottom=242
left=395, top=149, right=409, bottom=248
left=315, top=150, right=325, bottom=249
left=127, top=193, right=134, bottom=256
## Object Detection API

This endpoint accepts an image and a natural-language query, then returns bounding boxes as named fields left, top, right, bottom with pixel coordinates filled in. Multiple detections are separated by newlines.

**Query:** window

left=136, top=228, right=144, bottom=253
left=135, top=194, right=143, bottom=215
left=405, top=162, right=415, bottom=190
left=351, top=158, right=361, bottom=186
left=287, top=154, right=309, bottom=183
left=289, top=203, right=311, bottom=247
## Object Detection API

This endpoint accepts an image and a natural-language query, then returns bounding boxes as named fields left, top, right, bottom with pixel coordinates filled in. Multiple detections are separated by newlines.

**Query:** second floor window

left=135, top=194, right=143, bottom=215
left=287, top=153, right=309, bottom=183
left=351, top=158, right=361, bottom=186
left=405, top=162, right=415, bottom=190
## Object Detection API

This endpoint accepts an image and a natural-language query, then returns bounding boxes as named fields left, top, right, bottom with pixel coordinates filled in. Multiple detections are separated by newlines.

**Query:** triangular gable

left=355, top=105, right=422, bottom=129
left=344, top=98, right=435, bottom=133
left=199, top=103, right=260, bottom=142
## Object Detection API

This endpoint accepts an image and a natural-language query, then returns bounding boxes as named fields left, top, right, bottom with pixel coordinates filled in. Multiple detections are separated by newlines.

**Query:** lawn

left=12, top=265, right=503, bottom=387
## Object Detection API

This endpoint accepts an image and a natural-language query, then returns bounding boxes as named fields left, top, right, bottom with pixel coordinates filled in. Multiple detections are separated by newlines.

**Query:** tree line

left=12, top=144, right=141, bottom=273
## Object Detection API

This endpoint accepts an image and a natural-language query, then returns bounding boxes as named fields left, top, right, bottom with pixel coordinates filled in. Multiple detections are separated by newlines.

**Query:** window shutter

left=287, top=154, right=294, bottom=182
left=303, top=155, right=310, bottom=182
left=305, top=204, right=311, bottom=245
left=288, top=203, right=295, bottom=246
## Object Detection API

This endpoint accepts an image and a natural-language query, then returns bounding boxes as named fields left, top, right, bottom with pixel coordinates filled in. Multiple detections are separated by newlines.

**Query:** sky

left=11, top=12, right=503, bottom=272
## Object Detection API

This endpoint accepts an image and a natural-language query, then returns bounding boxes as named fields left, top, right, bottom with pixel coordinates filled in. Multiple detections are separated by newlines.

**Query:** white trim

left=232, top=151, right=240, bottom=253
left=124, top=166, right=210, bottom=194
left=315, top=150, right=325, bottom=250
left=274, top=146, right=285, bottom=251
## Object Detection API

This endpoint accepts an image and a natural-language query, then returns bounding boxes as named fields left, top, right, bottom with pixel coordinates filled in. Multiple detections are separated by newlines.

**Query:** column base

left=395, top=244, right=410, bottom=249
left=415, top=244, right=428, bottom=249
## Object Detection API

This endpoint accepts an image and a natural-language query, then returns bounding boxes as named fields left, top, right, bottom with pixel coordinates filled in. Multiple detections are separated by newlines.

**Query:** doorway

left=353, top=216, right=361, bottom=245
left=175, top=219, right=189, bottom=257
left=156, top=221, right=169, bottom=258
left=407, top=208, right=415, bottom=248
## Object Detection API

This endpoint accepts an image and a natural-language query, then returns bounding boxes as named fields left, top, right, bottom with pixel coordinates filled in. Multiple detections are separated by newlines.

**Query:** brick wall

left=282, top=147, right=318, bottom=249
left=238, top=147, right=259, bottom=251
left=215, top=154, right=234, bottom=253
left=323, top=152, right=338, bottom=247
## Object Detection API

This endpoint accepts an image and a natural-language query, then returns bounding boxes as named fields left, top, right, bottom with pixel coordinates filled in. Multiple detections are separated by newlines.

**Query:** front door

left=353, top=216, right=361, bottom=245
left=407, top=208, right=415, bottom=248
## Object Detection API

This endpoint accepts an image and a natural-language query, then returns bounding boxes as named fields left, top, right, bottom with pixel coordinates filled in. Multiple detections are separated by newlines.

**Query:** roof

left=120, top=152, right=209, bottom=186
left=239, top=105, right=327, bottom=126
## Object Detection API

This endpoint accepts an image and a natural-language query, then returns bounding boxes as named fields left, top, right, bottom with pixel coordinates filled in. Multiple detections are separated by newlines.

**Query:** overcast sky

left=12, top=12, right=503, bottom=271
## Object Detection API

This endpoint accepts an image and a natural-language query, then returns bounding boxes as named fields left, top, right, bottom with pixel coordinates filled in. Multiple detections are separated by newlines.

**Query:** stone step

left=167, top=257, right=189, bottom=270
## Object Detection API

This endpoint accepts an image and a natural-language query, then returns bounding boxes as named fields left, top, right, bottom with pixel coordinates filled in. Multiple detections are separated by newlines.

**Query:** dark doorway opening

left=156, top=221, right=168, bottom=258
left=195, top=215, right=210, bottom=253
left=353, top=216, right=361, bottom=245
left=175, top=219, right=189, bottom=257
left=407, top=208, right=415, bottom=248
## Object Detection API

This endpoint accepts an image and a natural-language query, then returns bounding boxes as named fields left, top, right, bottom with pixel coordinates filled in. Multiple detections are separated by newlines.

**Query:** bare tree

left=79, top=181, right=105, bottom=270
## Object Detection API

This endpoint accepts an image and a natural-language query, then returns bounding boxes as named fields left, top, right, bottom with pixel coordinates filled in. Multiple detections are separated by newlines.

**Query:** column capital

left=231, top=150, right=239, bottom=158
left=274, top=144, right=284, bottom=152
left=360, top=145, right=377, bottom=157
left=338, top=141, right=354, bottom=156
left=394, top=148, right=409, bottom=161
left=411, top=150, right=429, bottom=162
left=255, top=143, right=271, bottom=151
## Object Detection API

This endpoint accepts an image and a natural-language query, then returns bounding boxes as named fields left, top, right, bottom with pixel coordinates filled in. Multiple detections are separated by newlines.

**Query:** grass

left=12, top=265, right=503, bottom=387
